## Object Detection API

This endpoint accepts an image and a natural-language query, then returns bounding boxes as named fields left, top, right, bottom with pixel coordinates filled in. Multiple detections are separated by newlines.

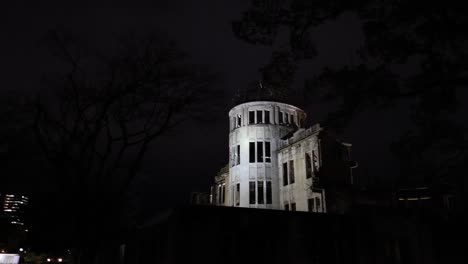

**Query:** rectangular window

left=289, top=114, right=294, bottom=125
left=285, top=204, right=289, bottom=211
left=289, top=160, right=295, bottom=184
left=308, top=198, right=314, bottom=212
left=266, top=181, right=272, bottom=204
left=306, top=153, right=312, bottom=178
left=237, top=114, right=241, bottom=127
left=249, top=142, right=255, bottom=163
left=315, top=197, right=321, bottom=211
left=249, top=111, right=255, bottom=124
left=257, top=181, right=264, bottom=204
left=312, top=150, right=319, bottom=174
left=265, top=142, right=271, bottom=163
left=264, top=110, right=270, bottom=124
left=236, top=183, right=240, bottom=206
left=279, top=112, right=284, bottom=124
left=256, top=110, right=263, bottom=123
left=291, top=203, right=296, bottom=211
left=236, top=145, right=240, bottom=165
left=283, top=162, right=288, bottom=186
left=257, top=142, right=263, bottom=162
left=249, top=182, right=256, bottom=204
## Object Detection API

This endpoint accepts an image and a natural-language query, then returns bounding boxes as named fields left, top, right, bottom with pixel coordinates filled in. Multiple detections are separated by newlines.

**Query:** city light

left=47, top=258, right=51, bottom=262
left=58, top=258, right=63, bottom=262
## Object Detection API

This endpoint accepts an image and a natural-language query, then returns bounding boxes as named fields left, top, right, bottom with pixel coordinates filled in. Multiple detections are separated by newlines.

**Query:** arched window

left=305, top=153, right=312, bottom=179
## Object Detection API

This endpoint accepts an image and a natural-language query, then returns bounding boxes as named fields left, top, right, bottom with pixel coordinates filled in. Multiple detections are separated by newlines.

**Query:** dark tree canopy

left=234, top=0, right=468, bottom=207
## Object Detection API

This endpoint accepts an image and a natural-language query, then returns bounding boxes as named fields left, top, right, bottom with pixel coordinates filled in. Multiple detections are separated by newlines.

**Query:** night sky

left=2, top=1, right=407, bottom=212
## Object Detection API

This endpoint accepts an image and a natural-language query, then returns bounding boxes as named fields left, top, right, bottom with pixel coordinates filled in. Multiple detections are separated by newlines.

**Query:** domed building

left=210, top=100, right=356, bottom=213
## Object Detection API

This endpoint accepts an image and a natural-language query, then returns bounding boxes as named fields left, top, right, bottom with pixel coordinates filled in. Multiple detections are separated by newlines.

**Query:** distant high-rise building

left=0, top=193, right=29, bottom=228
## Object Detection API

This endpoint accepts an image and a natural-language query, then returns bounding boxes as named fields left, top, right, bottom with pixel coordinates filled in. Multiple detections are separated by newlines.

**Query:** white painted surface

left=227, top=101, right=306, bottom=209
left=0, top=254, right=20, bottom=264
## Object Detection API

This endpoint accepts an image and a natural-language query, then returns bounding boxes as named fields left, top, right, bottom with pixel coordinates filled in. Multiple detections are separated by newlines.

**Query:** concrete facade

left=210, top=101, right=353, bottom=213
left=278, top=125, right=326, bottom=212
left=227, top=101, right=306, bottom=209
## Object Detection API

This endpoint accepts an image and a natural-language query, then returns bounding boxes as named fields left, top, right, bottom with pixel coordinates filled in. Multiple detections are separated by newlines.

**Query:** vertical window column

left=256, top=110, right=263, bottom=123
left=236, top=183, right=240, bottom=206
left=249, top=182, right=256, bottom=204
left=306, top=153, right=312, bottom=178
left=264, top=110, right=270, bottom=124
left=308, top=198, right=314, bottom=212
left=237, top=114, right=242, bottom=127
left=249, top=111, right=255, bottom=124
left=249, top=142, right=255, bottom=163
left=289, top=160, right=295, bottom=184
left=265, top=142, right=271, bottom=163
left=266, top=181, right=272, bottom=204
left=312, top=150, right=319, bottom=173
left=257, top=142, right=263, bottom=162
left=283, top=162, right=288, bottom=186
left=257, top=181, right=264, bottom=204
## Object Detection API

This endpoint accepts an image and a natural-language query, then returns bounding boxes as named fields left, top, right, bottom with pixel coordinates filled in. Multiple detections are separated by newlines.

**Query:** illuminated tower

left=227, top=101, right=306, bottom=209
left=0, top=194, right=29, bottom=228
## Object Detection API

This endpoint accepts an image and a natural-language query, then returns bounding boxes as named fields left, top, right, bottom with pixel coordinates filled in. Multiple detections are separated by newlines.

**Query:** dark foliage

left=234, top=0, right=468, bottom=208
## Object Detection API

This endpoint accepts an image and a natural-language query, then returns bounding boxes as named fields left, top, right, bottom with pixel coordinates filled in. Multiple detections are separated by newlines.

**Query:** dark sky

left=2, top=1, right=406, bottom=208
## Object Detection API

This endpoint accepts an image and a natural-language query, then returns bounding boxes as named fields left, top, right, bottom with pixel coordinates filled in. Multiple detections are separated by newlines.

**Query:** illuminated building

left=211, top=101, right=356, bottom=213
left=0, top=193, right=29, bottom=228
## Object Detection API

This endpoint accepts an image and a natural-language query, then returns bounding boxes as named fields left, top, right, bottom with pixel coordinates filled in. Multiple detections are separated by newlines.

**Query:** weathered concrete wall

left=227, top=101, right=306, bottom=209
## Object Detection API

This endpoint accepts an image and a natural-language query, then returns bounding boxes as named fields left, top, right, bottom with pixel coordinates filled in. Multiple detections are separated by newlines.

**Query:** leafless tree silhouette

left=32, top=30, right=219, bottom=263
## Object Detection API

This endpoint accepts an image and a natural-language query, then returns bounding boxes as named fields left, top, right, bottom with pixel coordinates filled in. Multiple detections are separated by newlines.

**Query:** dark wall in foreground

left=125, top=206, right=467, bottom=264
